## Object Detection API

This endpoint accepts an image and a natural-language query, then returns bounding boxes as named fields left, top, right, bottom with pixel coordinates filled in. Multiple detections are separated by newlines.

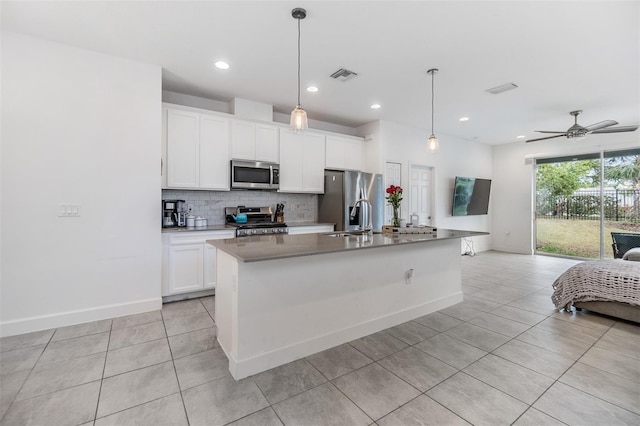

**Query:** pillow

left=622, top=247, right=640, bottom=261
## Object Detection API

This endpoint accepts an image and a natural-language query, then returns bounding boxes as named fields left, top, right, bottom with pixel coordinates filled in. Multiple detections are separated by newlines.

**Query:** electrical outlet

left=405, top=268, right=414, bottom=285
left=58, top=204, right=81, bottom=217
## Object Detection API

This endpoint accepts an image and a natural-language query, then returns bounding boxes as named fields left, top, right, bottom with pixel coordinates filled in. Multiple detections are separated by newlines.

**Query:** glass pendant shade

left=427, top=134, right=439, bottom=152
left=290, top=105, right=308, bottom=133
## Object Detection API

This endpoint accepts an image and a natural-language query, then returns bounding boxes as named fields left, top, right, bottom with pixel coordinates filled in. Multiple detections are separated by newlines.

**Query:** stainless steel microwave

left=230, top=160, right=280, bottom=190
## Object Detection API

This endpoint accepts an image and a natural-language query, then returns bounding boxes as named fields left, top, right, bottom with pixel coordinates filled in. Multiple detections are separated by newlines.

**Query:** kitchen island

left=209, top=229, right=487, bottom=379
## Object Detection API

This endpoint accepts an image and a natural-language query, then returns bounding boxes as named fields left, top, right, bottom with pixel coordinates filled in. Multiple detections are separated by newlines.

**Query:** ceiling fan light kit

left=525, top=110, right=638, bottom=143
left=427, top=68, right=440, bottom=153
left=290, top=7, right=308, bottom=133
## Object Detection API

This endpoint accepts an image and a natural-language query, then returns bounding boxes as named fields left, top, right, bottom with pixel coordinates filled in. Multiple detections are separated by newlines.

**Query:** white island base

left=214, top=235, right=465, bottom=380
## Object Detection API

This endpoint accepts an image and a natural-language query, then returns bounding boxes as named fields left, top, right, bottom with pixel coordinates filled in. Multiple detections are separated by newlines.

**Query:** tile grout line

left=0, top=329, right=56, bottom=424
left=527, top=317, right=640, bottom=417
left=438, top=272, right=562, bottom=422
left=460, top=256, right=573, bottom=424
left=92, top=321, right=113, bottom=423
left=331, top=331, right=461, bottom=422
left=164, top=300, right=195, bottom=426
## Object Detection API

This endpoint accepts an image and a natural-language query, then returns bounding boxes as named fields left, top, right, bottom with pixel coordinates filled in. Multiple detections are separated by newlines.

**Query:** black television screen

left=452, top=177, right=491, bottom=216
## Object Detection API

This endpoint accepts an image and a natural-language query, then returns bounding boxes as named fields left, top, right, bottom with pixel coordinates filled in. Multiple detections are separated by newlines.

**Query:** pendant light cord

left=297, top=17, right=301, bottom=106
left=431, top=71, right=435, bottom=135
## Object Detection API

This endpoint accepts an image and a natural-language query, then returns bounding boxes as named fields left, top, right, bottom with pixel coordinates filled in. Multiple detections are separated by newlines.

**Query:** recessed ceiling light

left=214, top=61, right=229, bottom=70
left=516, top=135, right=525, bottom=139
left=459, top=117, right=469, bottom=122
left=306, top=86, right=318, bottom=92
left=370, top=104, right=381, bottom=109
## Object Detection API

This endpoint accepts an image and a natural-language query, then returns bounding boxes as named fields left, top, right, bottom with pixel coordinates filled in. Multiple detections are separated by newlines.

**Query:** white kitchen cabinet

left=167, top=243, right=204, bottom=295
left=199, top=115, right=230, bottom=189
left=279, top=131, right=326, bottom=193
left=166, top=109, right=199, bottom=188
left=162, top=230, right=235, bottom=296
left=325, top=135, right=363, bottom=171
left=164, top=107, right=230, bottom=190
left=287, top=224, right=335, bottom=235
left=231, top=120, right=279, bottom=162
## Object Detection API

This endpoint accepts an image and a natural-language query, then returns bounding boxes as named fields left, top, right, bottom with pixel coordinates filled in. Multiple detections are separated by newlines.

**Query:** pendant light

left=290, top=8, right=308, bottom=133
left=427, top=68, right=439, bottom=153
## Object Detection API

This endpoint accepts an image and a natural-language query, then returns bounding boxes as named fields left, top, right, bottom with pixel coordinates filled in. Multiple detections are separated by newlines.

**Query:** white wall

left=492, top=133, right=640, bottom=254
left=1, top=32, right=162, bottom=336
left=358, top=120, right=493, bottom=252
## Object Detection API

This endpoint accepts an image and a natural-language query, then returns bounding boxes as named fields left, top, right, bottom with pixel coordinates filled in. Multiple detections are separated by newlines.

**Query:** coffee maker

left=162, top=199, right=186, bottom=228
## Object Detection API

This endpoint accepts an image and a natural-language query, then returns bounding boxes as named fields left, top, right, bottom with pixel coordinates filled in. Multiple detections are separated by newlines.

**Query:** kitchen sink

left=323, top=232, right=353, bottom=237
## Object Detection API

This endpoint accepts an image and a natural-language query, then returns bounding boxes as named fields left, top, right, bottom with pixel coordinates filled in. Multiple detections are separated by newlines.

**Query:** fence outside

left=536, top=189, right=640, bottom=222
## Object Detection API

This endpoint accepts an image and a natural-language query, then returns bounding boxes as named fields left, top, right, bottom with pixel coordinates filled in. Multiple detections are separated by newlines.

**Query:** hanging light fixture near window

left=290, top=8, right=308, bottom=133
left=427, top=68, right=439, bottom=153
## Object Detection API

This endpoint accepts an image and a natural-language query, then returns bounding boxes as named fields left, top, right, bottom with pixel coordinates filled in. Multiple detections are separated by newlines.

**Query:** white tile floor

left=1, top=251, right=639, bottom=425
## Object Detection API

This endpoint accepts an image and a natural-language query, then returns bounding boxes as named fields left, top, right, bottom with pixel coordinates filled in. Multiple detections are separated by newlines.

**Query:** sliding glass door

left=535, top=148, right=640, bottom=259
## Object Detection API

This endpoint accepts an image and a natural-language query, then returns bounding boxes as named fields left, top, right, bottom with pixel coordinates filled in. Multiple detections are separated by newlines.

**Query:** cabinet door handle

left=161, top=158, right=163, bottom=176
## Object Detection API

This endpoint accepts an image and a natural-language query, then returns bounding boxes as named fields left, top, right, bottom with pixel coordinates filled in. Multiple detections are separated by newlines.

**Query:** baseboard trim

left=0, top=297, right=163, bottom=337
left=229, top=292, right=463, bottom=380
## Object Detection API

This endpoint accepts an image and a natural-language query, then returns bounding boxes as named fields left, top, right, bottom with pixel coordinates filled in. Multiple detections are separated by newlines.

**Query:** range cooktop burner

left=225, top=206, right=289, bottom=237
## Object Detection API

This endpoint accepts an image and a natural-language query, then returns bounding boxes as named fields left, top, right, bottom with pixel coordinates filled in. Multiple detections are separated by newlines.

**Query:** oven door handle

left=269, top=165, right=274, bottom=187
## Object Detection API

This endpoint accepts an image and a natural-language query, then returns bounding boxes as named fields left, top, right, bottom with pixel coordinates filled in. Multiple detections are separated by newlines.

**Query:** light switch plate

left=58, top=204, right=81, bottom=217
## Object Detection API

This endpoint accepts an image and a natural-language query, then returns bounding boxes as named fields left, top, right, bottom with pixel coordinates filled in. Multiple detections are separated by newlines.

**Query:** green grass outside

left=536, top=218, right=638, bottom=259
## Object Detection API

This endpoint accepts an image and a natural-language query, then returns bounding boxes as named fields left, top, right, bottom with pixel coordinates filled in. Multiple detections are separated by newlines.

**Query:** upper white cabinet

left=279, top=131, right=326, bottom=193
left=165, top=109, right=199, bottom=188
left=231, top=120, right=279, bottom=162
left=325, top=135, right=363, bottom=171
left=163, top=107, right=230, bottom=190
left=200, top=115, right=230, bottom=189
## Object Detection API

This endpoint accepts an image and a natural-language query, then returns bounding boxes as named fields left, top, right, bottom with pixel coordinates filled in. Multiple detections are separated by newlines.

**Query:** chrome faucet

left=350, top=198, right=373, bottom=234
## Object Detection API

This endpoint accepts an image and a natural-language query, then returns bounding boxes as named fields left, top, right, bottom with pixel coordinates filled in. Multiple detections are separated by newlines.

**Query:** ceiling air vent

left=330, top=68, right=358, bottom=82
left=486, top=82, right=518, bottom=95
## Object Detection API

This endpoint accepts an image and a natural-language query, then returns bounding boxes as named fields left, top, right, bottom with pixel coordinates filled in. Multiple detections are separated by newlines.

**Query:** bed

left=552, top=259, right=640, bottom=323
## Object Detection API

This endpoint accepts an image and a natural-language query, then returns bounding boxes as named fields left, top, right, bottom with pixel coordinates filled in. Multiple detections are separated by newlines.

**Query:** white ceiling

left=3, top=1, right=639, bottom=145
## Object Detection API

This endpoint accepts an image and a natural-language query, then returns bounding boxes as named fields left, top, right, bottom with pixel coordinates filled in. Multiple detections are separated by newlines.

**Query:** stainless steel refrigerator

left=318, top=170, right=384, bottom=232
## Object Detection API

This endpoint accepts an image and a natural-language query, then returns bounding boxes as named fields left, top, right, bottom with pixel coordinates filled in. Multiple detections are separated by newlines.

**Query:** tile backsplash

left=162, top=190, right=318, bottom=224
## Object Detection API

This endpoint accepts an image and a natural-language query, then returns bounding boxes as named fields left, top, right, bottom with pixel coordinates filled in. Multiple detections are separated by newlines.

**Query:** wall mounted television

left=452, top=176, right=492, bottom=216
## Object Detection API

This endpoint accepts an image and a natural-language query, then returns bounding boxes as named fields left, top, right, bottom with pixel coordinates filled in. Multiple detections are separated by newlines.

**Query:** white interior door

left=385, top=162, right=402, bottom=225
left=409, top=164, right=433, bottom=225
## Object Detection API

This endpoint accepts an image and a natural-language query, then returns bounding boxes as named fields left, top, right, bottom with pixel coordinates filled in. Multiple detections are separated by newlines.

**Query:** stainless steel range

left=225, top=206, right=288, bottom=237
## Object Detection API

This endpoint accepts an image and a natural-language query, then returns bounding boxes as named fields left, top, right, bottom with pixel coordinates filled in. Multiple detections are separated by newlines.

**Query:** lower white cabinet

left=162, top=230, right=235, bottom=296
left=288, top=224, right=335, bottom=235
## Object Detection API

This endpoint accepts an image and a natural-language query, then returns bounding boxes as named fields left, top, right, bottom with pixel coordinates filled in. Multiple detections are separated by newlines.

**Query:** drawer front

left=168, top=230, right=235, bottom=245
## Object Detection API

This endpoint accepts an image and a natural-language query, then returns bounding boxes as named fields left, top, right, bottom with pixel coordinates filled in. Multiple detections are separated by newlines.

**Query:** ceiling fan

left=526, top=110, right=639, bottom=143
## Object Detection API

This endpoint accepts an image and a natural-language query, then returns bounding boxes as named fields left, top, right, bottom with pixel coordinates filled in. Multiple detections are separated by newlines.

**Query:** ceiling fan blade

left=585, top=120, right=618, bottom=131
left=591, top=125, right=639, bottom=134
left=526, top=134, right=567, bottom=143
left=534, top=130, right=566, bottom=134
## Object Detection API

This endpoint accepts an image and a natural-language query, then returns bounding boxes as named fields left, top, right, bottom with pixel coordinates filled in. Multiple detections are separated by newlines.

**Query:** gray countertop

left=161, top=222, right=335, bottom=234
left=209, top=229, right=488, bottom=262
left=161, top=224, right=231, bottom=233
